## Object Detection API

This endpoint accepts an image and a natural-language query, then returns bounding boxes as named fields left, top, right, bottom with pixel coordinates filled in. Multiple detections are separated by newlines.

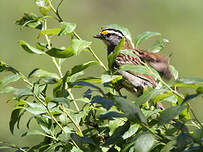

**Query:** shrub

left=0, top=0, right=203, bottom=151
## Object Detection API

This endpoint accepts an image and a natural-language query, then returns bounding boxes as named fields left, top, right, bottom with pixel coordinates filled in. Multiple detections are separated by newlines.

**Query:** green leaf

left=113, top=96, right=147, bottom=123
left=0, top=146, right=12, bottom=149
left=24, top=102, right=56, bottom=115
left=135, top=32, right=161, bottom=48
left=108, top=38, right=125, bottom=69
left=197, top=86, right=203, bottom=94
left=177, top=78, right=203, bottom=84
left=127, top=133, right=155, bottom=152
left=91, top=96, right=114, bottom=110
left=28, top=68, right=59, bottom=80
left=58, top=22, right=77, bottom=36
left=67, top=61, right=98, bottom=76
left=136, top=89, right=167, bottom=106
left=40, top=28, right=61, bottom=36
left=119, top=64, right=152, bottom=76
left=101, top=24, right=132, bottom=42
left=120, top=49, right=139, bottom=58
left=103, top=121, right=130, bottom=146
left=101, top=74, right=122, bottom=84
left=0, top=86, right=16, bottom=94
left=169, top=65, right=179, bottom=80
left=19, top=40, right=45, bottom=54
left=22, top=130, right=44, bottom=137
left=160, top=140, right=176, bottom=152
left=99, top=111, right=125, bottom=120
left=74, top=81, right=104, bottom=95
left=46, top=47, right=74, bottom=58
left=9, top=109, right=21, bottom=134
left=0, top=74, right=21, bottom=89
left=122, top=124, right=139, bottom=139
left=46, top=39, right=91, bottom=58
left=35, top=0, right=50, bottom=16
left=148, top=39, right=169, bottom=53
left=50, top=97, right=69, bottom=107
left=159, top=105, right=186, bottom=125
left=16, top=12, right=42, bottom=29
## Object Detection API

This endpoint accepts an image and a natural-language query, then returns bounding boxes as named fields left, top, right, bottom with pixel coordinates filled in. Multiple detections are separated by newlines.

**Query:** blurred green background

left=0, top=0, right=203, bottom=149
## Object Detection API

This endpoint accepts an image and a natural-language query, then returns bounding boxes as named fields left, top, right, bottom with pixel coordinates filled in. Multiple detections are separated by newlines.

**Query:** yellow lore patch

left=101, top=30, right=108, bottom=35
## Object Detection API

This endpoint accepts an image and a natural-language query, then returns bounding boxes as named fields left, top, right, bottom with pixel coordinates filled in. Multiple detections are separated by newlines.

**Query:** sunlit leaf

left=101, top=74, right=122, bottom=84
left=122, top=124, right=139, bottom=139
left=134, top=32, right=161, bottom=48
left=35, top=0, right=50, bottom=16
left=0, top=74, right=21, bottom=89
left=40, top=28, right=61, bottom=36
left=19, top=40, right=45, bottom=54
left=66, top=61, right=98, bottom=76
left=58, top=22, right=77, bottom=36
left=120, top=49, right=139, bottom=58
left=28, top=68, right=59, bottom=80
left=22, top=130, right=44, bottom=137
left=148, top=39, right=169, bottom=53
left=136, top=89, right=167, bottom=106
left=46, top=39, right=91, bottom=58
left=169, top=65, right=179, bottom=80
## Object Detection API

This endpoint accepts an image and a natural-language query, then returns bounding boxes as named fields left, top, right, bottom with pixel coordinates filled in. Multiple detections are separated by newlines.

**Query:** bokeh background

left=0, top=0, right=203, bottom=150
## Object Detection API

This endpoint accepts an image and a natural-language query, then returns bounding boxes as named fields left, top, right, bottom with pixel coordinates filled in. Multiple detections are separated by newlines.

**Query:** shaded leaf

left=113, top=96, right=147, bottom=123
left=91, top=96, right=114, bottom=110
left=159, top=105, right=186, bottom=125
left=108, top=38, right=125, bottom=69
left=103, top=121, right=130, bottom=146
left=160, top=140, right=176, bottom=152
left=9, top=109, right=21, bottom=134
left=101, top=24, right=132, bottom=42
left=16, top=12, right=42, bottom=29
left=135, top=32, right=161, bottom=48
left=58, top=22, right=76, bottom=36
left=19, top=40, right=45, bottom=54
left=99, top=111, right=125, bottom=120
left=127, top=133, right=155, bottom=152
left=182, top=93, right=201, bottom=104
left=50, top=97, right=69, bottom=107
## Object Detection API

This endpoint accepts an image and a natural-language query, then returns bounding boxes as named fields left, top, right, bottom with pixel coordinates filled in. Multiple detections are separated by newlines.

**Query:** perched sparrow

left=94, top=28, right=172, bottom=93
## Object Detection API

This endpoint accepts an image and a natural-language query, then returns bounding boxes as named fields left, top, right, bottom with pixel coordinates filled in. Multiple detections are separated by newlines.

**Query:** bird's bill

left=93, top=32, right=103, bottom=39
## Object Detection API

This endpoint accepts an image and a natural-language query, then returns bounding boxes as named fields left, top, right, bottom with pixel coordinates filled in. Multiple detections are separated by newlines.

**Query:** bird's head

left=93, top=28, right=125, bottom=47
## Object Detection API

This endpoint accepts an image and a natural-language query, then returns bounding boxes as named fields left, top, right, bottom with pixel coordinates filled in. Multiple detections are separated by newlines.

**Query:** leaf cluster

left=0, top=0, right=203, bottom=152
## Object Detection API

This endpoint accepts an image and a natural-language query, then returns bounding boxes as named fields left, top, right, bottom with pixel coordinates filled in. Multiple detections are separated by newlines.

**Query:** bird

left=93, top=28, right=173, bottom=94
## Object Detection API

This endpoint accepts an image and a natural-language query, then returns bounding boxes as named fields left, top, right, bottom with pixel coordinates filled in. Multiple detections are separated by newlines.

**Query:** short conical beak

left=93, top=33, right=102, bottom=39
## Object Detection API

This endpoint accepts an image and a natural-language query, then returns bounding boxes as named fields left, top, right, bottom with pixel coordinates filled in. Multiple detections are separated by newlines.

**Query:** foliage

left=0, top=0, right=203, bottom=151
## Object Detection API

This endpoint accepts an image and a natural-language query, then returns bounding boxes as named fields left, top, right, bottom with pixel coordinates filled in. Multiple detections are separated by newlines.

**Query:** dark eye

left=106, top=33, right=111, bottom=37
